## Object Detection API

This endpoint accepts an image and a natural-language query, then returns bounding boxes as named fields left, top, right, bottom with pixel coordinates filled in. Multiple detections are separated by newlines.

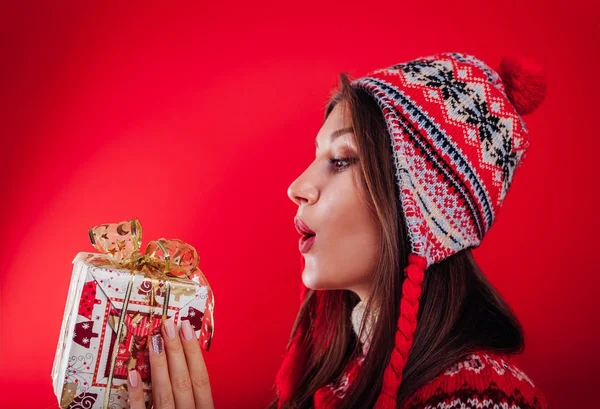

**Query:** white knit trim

left=351, top=300, right=376, bottom=354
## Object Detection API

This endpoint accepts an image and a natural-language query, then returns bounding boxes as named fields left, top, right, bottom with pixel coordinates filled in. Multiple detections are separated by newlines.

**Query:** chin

left=301, top=270, right=325, bottom=290
left=301, top=270, right=341, bottom=291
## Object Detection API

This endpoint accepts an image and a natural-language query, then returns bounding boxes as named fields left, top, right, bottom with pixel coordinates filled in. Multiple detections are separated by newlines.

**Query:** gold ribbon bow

left=86, top=218, right=214, bottom=409
left=88, top=218, right=200, bottom=279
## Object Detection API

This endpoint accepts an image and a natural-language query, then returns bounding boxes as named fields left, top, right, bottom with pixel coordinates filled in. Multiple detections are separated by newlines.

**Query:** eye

left=328, top=157, right=356, bottom=173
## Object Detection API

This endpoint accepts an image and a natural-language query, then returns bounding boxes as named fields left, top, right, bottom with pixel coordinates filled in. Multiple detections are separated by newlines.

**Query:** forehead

left=315, top=102, right=355, bottom=148
left=326, top=101, right=353, bottom=129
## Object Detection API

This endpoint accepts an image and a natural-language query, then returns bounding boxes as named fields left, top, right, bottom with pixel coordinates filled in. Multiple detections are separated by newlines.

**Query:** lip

left=295, top=217, right=316, bottom=253
left=299, top=234, right=316, bottom=253
left=295, top=217, right=316, bottom=236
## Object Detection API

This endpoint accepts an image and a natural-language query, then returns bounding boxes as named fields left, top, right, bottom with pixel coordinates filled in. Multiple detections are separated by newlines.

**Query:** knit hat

left=276, top=52, right=546, bottom=409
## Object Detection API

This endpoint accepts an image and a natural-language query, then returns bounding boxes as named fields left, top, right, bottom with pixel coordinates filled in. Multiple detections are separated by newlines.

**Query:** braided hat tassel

left=373, top=254, right=427, bottom=409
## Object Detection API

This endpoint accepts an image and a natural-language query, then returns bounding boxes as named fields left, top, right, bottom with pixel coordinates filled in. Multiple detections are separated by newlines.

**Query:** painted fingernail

left=128, top=370, right=139, bottom=388
left=164, top=319, right=176, bottom=339
left=152, top=333, right=163, bottom=354
left=182, top=319, right=194, bottom=341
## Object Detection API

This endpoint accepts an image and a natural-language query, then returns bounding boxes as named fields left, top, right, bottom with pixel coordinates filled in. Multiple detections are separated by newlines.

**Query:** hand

left=127, top=319, right=215, bottom=409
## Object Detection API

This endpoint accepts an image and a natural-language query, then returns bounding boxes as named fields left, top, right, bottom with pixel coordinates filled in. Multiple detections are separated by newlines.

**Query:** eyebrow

left=314, top=127, right=354, bottom=148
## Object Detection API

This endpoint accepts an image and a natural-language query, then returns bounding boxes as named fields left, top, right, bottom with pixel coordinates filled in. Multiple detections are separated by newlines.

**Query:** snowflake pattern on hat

left=351, top=52, right=533, bottom=267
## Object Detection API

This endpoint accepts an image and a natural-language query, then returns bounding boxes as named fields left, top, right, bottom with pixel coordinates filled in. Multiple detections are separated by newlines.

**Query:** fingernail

left=164, top=318, right=176, bottom=339
left=182, top=319, right=194, bottom=341
left=128, top=370, right=138, bottom=388
left=152, top=333, right=163, bottom=354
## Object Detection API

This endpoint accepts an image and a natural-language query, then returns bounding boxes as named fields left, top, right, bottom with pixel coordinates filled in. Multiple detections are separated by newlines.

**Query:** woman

left=126, top=52, right=549, bottom=409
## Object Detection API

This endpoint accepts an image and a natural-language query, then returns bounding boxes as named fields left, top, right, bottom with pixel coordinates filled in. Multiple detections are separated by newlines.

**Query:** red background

left=1, top=2, right=598, bottom=408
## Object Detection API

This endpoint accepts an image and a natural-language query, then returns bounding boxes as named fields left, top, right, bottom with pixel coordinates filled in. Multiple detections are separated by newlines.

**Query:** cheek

left=302, top=174, right=380, bottom=290
left=301, top=222, right=380, bottom=291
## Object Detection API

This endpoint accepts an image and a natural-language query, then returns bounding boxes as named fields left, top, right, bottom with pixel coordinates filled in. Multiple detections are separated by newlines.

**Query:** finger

left=162, top=318, right=196, bottom=409
left=127, top=370, right=146, bottom=409
left=148, top=332, right=176, bottom=409
left=180, top=319, right=215, bottom=409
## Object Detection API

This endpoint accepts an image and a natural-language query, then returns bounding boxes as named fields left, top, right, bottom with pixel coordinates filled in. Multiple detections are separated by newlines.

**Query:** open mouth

left=299, top=233, right=316, bottom=253
left=295, top=217, right=316, bottom=252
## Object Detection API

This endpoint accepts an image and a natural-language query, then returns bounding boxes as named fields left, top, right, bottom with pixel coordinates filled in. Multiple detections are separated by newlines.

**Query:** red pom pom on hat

left=498, top=56, right=547, bottom=116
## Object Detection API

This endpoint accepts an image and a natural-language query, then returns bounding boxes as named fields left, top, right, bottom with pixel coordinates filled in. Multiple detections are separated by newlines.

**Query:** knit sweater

left=313, top=302, right=549, bottom=409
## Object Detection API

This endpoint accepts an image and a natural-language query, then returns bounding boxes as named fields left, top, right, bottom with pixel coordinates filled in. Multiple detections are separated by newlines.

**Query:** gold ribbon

left=88, top=218, right=200, bottom=279
left=84, top=218, right=214, bottom=409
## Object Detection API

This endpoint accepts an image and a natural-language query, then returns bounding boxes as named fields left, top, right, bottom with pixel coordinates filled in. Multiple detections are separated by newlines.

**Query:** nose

left=287, top=174, right=318, bottom=207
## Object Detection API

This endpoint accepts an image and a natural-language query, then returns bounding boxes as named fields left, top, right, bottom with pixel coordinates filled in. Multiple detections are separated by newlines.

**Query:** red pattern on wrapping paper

left=78, top=281, right=102, bottom=319
left=103, top=306, right=167, bottom=381
left=91, top=296, right=179, bottom=389
left=92, top=301, right=113, bottom=387
left=67, top=391, right=98, bottom=409
left=72, top=321, right=99, bottom=348
left=181, top=306, right=204, bottom=331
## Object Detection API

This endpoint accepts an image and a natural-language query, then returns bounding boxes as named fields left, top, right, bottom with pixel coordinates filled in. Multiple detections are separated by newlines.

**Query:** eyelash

left=328, top=156, right=356, bottom=172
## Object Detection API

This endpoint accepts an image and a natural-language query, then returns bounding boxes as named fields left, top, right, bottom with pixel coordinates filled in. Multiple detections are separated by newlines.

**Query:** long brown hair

left=267, top=72, right=524, bottom=409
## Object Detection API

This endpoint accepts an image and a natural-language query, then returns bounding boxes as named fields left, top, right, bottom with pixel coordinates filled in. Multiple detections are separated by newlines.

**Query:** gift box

left=51, top=219, right=215, bottom=409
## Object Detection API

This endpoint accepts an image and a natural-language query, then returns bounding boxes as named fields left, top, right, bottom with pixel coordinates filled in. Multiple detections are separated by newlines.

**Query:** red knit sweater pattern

left=312, top=349, right=549, bottom=409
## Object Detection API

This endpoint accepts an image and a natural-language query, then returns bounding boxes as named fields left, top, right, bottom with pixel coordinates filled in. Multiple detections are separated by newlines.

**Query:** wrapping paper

left=51, top=220, right=214, bottom=409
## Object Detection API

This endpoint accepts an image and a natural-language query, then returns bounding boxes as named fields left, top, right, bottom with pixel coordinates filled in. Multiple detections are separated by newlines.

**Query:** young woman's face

left=287, top=101, right=380, bottom=301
